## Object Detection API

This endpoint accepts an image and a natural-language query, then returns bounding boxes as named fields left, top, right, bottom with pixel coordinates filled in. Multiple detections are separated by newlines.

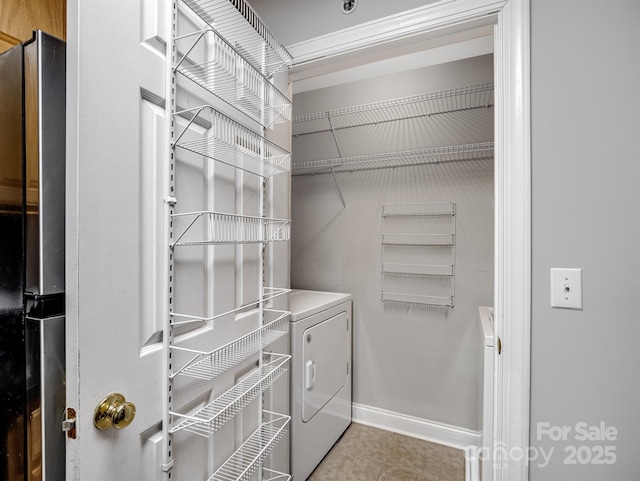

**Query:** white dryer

left=289, top=289, right=352, bottom=481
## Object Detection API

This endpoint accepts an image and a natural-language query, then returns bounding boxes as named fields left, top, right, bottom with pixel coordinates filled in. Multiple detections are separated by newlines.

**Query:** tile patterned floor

left=307, top=423, right=466, bottom=481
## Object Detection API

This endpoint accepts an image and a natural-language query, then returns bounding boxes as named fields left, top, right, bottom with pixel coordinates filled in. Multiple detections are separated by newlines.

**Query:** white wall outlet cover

left=550, top=268, right=583, bottom=309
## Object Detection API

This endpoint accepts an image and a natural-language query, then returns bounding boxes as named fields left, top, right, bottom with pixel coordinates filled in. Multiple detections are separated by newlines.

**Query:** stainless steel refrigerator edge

left=0, top=31, right=65, bottom=481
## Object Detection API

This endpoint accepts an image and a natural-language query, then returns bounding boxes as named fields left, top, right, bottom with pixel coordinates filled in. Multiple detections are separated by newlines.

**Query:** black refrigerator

left=0, top=31, right=65, bottom=481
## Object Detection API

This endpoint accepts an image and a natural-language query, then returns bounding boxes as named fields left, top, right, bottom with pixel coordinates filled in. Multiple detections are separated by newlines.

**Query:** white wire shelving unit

left=171, top=211, right=291, bottom=247
left=164, top=0, right=292, bottom=479
left=170, top=286, right=290, bottom=326
left=291, top=83, right=494, bottom=209
left=170, top=353, right=290, bottom=436
left=174, top=106, right=291, bottom=178
left=381, top=202, right=456, bottom=308
left=292, top=142, right=494, bottom=176
left=206, top=411, right=291, bottom=481
left=170, top=310, right=290, bottom=381
left=380, top=292, right=455, bottom=307
left=181, top=0, right=293, bottom=78
left=175, top=30, right=292, bottom=128
left=292, top=83, right=493, bottom=136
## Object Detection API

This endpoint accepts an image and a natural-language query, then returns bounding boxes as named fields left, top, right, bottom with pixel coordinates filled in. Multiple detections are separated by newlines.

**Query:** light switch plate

left=550, top=268, right=582, bottom=309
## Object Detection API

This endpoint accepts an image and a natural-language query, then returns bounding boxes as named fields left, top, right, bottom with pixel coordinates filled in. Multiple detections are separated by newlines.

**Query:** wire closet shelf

left=292, top=83, right=494, bottom=136
left=170, top=286, right=291, bottom=326
left=170, top=353, right=290, bottom=437
left=381, top=292, right=455, bottom=307
left=206, top=411, right=290, bottom=481
left=174, top=106, right=291, bottom=178
left=292, top=142, right=494, bottom=176
left=174, top=29, right=292, bottom=128
left=171, top=211, right=291, bottom=247
left=181, top=0, right=293, bottom=78
left=170, top=310, right=290, bottom=381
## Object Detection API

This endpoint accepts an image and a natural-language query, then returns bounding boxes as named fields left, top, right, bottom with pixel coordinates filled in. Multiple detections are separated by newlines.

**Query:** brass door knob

left=94, top=393, right=136, bottom=430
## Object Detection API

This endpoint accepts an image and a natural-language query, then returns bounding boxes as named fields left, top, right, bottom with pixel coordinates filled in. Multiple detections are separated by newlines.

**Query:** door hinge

left=62, top=407, right=77, bottom=439
left=497, top=337, right=502, bottom=355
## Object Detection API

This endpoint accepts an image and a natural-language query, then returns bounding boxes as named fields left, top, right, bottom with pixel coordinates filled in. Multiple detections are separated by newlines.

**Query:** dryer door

left=301, top=311, right=348, bottom=422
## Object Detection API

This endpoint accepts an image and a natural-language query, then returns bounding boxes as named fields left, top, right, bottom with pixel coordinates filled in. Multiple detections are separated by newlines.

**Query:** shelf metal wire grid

left=182, top=0, right=293, bottom=78
left=207, top=411, right=290, bottom=481
left=170, top=287, right=291, bottom=326
left=381, top=202, right=456, bottom=307
left=293, top=83, right=494, bottom=136
left=381, top=233, right=456, bottom=246
left=382, top=263, right=454, bottom=276
left=292, top=142, right=494, bottom=176
left=381, top=292, right=455, bottom=307
left=174, top=106, right=291, bottom=178
left=170, top=353, right=290, bottom=437
left=382, top=201, right=456, bottom=217
left=175, top=29, right=292, bottom=128
left=171, top=211, right=291, bottom=247
left=170, top=310, right=289, bottom=380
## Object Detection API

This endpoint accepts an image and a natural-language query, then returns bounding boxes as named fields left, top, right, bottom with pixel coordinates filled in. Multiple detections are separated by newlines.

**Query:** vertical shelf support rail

left=162, top=0, right=179, bottom=478
left=326, top=116, right=347, bottom=210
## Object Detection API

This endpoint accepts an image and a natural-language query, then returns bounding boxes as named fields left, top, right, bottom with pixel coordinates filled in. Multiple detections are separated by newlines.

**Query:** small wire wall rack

left=174, top=106, right=291, bottom=178
left=170, top=310, right=290, bottom=381
left=206, top=411, right=290, bottom=481
left=170, top=353, right=290, bottom=437
left=292, top=83, right=494, bottom=136
left=181, top=0, right=293, bottom=78
left=292, top=142, right=494, bottom=176
left=381, top=202, right=456, bottom=308
left=174, top=29, right=292, bottom=128
left=170, top=287, right=291, bottom=326
left=171, top=211, right=291, bottom=247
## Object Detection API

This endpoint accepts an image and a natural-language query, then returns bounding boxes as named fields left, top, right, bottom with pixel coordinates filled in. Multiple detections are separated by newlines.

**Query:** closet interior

left=290, top=53, right=495, bottom=436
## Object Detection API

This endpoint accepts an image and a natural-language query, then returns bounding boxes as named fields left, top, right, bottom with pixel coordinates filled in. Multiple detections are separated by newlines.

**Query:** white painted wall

left=291, top=55, right=494, bottom=431
left=530, top=0, right=640, bottom=479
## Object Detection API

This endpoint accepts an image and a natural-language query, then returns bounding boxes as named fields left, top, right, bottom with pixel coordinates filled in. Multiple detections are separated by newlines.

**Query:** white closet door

left=65, top=1, right=249, bottom=479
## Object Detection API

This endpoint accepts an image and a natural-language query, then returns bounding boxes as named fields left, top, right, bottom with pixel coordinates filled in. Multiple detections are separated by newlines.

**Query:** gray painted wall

left=530, top=0, right=640, bottom=479
left=250, top=0, right=439, bottom=46
left=291, top=55, right=494, bottom=430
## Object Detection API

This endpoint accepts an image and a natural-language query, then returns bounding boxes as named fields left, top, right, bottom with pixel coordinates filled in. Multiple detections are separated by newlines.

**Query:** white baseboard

left=351, top=402, right=482, bottom=450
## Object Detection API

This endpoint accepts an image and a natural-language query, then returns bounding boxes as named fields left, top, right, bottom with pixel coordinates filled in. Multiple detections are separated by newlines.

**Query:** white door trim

left=288, top=0, right=505, bottom=68
left=287, top=1, right=531, bottom=480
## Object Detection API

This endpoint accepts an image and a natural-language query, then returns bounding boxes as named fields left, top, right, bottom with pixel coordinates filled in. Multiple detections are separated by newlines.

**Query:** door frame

left=287, top=1, right=531, bottom=480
